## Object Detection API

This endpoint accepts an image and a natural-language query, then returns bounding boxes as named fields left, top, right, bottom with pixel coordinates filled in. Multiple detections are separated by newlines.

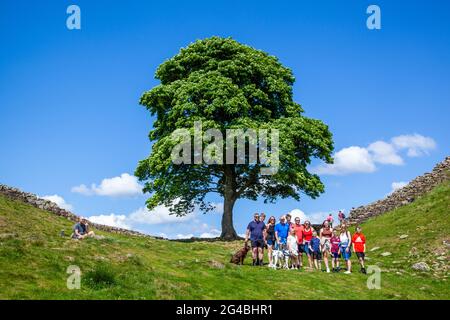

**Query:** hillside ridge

left=1, top=156, right=448, bottom=240
left=349, top=156, right=450, bottom=225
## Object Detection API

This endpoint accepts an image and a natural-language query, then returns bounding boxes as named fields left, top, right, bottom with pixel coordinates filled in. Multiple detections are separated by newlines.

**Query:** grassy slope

left=0, top=182, right=448, bottom=300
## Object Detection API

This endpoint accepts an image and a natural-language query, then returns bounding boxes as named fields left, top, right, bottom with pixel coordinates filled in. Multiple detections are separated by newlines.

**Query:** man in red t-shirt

left=292, top=217, right=304, bottom=268
left=352, top=226, right=366, bottom=274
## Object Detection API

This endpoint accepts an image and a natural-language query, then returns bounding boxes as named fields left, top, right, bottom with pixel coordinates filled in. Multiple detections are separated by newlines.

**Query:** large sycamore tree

left=135, top=37, right=333, bottom=240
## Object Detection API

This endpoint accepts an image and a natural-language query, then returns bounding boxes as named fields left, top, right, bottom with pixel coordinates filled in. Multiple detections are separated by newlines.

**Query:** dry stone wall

left=348, top=156, right=450, bottom=225
left=0, top=184, right=154, bottom=238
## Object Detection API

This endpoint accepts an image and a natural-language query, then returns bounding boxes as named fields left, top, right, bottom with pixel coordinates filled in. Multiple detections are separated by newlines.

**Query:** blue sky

left=1, top=0, right=449, bottom=238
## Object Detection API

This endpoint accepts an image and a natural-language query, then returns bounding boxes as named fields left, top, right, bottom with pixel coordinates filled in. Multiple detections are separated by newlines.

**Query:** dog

left=271, top=246, right=290, bottom=269
left=230, top=242, right=250, bottom=265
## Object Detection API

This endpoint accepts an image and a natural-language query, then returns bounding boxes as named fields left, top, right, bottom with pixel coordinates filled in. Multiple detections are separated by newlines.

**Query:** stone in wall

left=348, top=156, right=450, bottom=225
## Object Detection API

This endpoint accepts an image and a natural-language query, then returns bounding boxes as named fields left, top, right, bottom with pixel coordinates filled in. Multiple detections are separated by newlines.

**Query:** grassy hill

left=0, top=181, right=449, bottom=300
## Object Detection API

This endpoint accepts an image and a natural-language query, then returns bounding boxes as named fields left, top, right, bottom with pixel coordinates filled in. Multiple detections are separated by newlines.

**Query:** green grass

left=0, top=181, right=449, bottom=300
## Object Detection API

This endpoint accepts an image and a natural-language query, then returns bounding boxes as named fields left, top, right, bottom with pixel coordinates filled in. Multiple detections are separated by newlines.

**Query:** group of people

left=244, top=212, right=367, bottom=274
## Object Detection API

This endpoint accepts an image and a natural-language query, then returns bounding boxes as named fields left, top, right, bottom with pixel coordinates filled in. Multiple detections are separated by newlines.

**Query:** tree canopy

left=135, top=37, right=334, bottom=239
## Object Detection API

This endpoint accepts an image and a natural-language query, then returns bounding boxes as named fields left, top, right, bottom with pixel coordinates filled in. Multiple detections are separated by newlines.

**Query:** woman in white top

left=287, top=228, right=299, bottom=270
left=339, top=224, right=352, bottom=274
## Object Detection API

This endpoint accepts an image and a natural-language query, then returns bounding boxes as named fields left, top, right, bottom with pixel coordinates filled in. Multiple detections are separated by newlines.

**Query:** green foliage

left=1, top=181, right=449, bottom=299
left=84, top=264, right=117, bottom=289
left=136, top=37, right=334, bottom=234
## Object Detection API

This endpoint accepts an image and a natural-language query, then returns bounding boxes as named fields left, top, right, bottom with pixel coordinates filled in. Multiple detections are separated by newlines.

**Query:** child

left=287, top=229, right=299, bottom=269
left=309, top=230, right=322, bottom=270
left=330, top=229, right=341, bottom=272
left=352, top=226, right=367, bottom=274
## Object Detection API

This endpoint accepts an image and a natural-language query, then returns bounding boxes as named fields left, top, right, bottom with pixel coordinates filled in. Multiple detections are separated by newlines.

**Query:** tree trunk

left=221, top=193, right=238, bottom=240
left=220, top=165, right=239, bottom=240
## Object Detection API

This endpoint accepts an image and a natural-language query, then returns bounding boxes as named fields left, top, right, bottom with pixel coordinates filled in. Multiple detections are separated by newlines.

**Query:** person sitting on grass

left=330, top=229, right=341, bottom=272
left=72, top=217, right=95, bottom=240
left=287, top=228, right=299, bottom=270
left=310, top=230, right=322, bottom=271
left=352, top=226, right=367, bottom=274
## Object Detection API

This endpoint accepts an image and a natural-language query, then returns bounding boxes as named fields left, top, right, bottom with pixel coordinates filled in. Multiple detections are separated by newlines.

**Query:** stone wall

left=0, top=184, right=156, bottom=239
left=2, top=156, right=448, bottom=240
left=348, top=156, right=450, bottom=225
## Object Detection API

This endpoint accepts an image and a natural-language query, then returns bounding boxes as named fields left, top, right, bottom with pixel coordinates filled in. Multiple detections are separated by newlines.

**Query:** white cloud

left=128, top=205, right=195, bottom=225
left=72, top=173, right=143, bottom=197
left=391, top=181, right=408, bottom=193
left=176, top=233, right=194, bottom=239
left=86, top=200, right=224, bottom=238
left=70, top=184, right=92, bottom=196
left=287, top=209, right=344, bottom=225
left=368, top=141, right=404, bottom=165
left=199, top=229, right=221, bottom=238
left=313, top=134, right=436, bottom=176
left=288, top=208, right=309, bottom=222
left=41, top=194, right=73, bottom=211
left=313, top=146, right=376, bottom=175
left=88, top=214, right=131, bottom=230
left=210, top=202, right=224, bottom=214
left=391, top=134, right=436, bottom=157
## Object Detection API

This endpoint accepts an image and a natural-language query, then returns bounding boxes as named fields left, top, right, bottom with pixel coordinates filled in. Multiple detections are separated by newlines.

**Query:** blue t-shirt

left=274, top=223, right=289, bottom=243
left=247, top=220, right=266, bottom=241
left=311, top=237, right=321, bottom=252
left=74, top=222, right=87, bottom=235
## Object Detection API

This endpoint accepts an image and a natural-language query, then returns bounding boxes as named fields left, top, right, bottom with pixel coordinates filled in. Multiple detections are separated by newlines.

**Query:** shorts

left=297, top=243, right=304, bottom=253
left=356, top=252, right=365, bottom=260
left=340, top=247, right=352, bottom=260
left=303, top=241, right=311, bottom=255
left=312, top=251, right=322, bottom=260
left=331, top=252, right=340, bottom=259
left=251, top=239, right=264, bottom=248
left=267, top=239, right=276, bottom=247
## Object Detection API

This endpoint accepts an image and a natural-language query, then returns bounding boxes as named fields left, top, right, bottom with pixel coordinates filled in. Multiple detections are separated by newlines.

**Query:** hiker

left=287, top=228, right=299, bottom=270
left=274, top=215, right=289, bottom=250
left=330, top=229, right=341, bottom=272
left=338, top=210, right=346, bottom=226
left=339, top=224, right=352, bottom=274
left=310, top=230, right=322, bottom=270
left=352, top=226, right=367, bottom=274
left=302, top=220, right=314, bottom=269
left=320, top=220, right=333, bottom=273
left=292, top=217, right=304, bottom=269
left=285, top=213, right=293, bottom=230
left=326, top=213, right=334, bottom=227
left=72, top=217, right=95, bottom=240
left=259, top=212, right=266, bottom=223
left=264, top=216, right=277, bottom=268
left=245, top=213, right=266, bottom=266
